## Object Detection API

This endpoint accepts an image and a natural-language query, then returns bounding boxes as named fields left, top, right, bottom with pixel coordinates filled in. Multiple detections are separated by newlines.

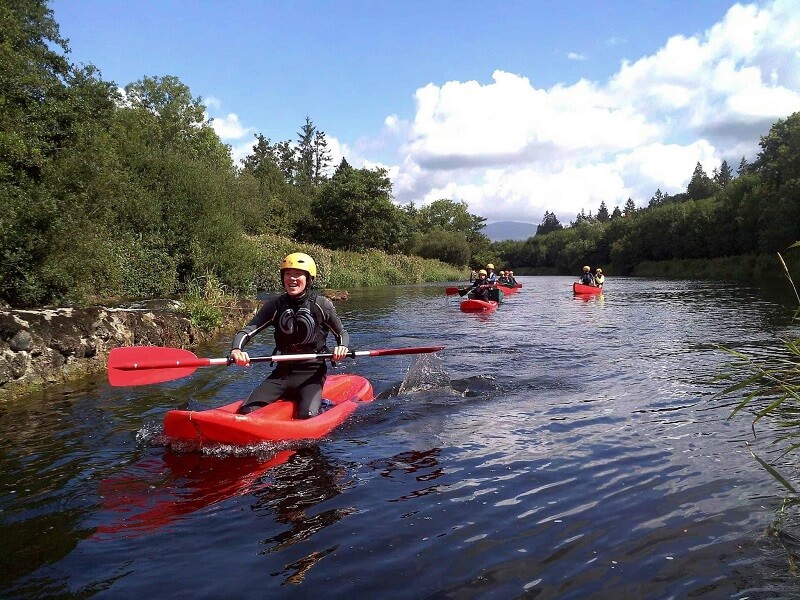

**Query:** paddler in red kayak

left=595, top=268, right=605, bottom=288
left=579, top=265, right=596, bottom=286
left=468, top=269, right=492, bottom=301
left=229, top=252, right=350, bottom=417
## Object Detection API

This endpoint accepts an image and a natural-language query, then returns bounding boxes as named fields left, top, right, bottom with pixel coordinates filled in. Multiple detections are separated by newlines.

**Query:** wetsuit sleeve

left=317, top=296, right=350, bottom=348
left=231, top=298, right=279, bottom=351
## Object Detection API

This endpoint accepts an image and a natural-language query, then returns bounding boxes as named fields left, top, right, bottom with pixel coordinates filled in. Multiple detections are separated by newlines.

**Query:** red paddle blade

left=366, top=346, right=444, bottom=357
left=445, top=287, right=460, bottom=295
left=108, top=346, right=204, bottom=386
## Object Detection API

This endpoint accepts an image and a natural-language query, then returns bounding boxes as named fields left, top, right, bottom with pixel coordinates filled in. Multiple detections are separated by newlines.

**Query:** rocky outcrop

left=0, top=300, right=257, bottom=400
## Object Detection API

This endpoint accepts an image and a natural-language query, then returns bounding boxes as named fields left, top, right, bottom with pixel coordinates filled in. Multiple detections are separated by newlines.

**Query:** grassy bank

left=244, top=234, right=467, bottom=291
left=632, top=253, right=800, bottom=284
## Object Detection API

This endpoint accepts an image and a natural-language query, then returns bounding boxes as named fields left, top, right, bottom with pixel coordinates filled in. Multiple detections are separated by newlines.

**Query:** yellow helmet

left=596, top=268, right=603, bottom=274
left=478, top=269, right=487, bottom=276
left=583, top=265, right=591, bottom=272
left=486, top=263, right=495, bottom=270
left=280, top=252, right=317, bottom=277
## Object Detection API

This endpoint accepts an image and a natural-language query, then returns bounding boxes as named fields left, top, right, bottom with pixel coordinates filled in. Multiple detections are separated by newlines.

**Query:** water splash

left=398, top=353, right=452, bottom=393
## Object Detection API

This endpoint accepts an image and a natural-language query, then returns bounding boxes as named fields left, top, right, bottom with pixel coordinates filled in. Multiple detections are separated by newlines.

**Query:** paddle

left=445, top=286, right=472, bottom=297
left=108, top=345, right=446, bottom=387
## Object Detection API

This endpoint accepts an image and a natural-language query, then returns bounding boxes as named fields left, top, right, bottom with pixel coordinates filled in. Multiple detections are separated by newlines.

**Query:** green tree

left=649, top=189, right=665, bottom=208
left=304, top=165, right=408, bottom=253
left=313, top=129, right=332, bottom=185
left=412, top=228, right=471, bottom=266
left=597, top=201, right=610, bottom=222
left=536, top=211, right=563, bottom=235
left=686, top=162, right=720, bottom=200
left=623, top=198, right=637, bottom=217
left=713, top=160, right=733, bottom=188
left=751, top=112, right=800, bottom=252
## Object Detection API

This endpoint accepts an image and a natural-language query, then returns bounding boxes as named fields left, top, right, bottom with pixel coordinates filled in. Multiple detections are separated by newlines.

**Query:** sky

left=51, top=0, right=800, bottom=225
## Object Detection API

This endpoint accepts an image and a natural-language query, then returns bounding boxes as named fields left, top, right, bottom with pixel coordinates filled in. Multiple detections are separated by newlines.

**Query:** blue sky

left=52, top=0, right=800, bottom=225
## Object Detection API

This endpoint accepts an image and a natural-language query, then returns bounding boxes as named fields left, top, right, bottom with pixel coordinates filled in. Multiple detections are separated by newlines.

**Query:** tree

left=536, top=211, right=563, bottom=235
left=649, top=189, right=665, bottom=208
left=713, top=160, right=733, bottom=188
left=597, top=201, right=610, bottom=222
left=611, top=206, right=623, bottom=220
left=623, top=198, right=637, bottom=217
left=686, top=162, right=719, bottom=200
left=313, top=130, right=332, bottom=185
left=738, top=156, right=749, bottom=175
left=295, top=116, right=316, bottom=191
left=415, top=198, right=488, bottom=248
left=412, top=228, right=471, bottom=266
left=304, top=166, right=408, bottom=253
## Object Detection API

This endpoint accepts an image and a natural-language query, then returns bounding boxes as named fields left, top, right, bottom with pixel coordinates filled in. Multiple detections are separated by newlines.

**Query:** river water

left=2, top=276, right=800, bottom=598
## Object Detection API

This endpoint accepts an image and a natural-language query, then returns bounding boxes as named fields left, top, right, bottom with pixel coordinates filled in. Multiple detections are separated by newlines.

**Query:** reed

left=716, top=246, right=800, bottom=508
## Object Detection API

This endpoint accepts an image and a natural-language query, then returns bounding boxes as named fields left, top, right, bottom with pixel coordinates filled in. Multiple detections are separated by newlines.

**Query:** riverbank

left=0, top=299, right=258, bottom=401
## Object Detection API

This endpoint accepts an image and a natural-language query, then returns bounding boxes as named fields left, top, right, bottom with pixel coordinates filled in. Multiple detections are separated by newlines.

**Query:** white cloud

left=209, top=112, right=252, bottom=140
left=567, top=52, right=586, bottom=61
left=379, top=0, right=800, bottom=224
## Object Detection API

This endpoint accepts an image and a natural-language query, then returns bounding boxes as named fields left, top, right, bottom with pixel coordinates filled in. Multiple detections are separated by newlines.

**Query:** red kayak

left=163, top=374, right=374, bottom=446
left=573, top=282, right=604, bottom=295
left=495, top=284, right=518, bottom=295
left=460, top=298, right=498, bottom=313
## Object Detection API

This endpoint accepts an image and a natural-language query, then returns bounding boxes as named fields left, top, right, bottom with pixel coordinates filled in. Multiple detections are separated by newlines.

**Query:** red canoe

left=163, top=374, right=374, bottom=446
left=573, top=282, right=604, bottom=295
left=495, top=284, right=518, bottom=295
left=460, top=298, right=498, bottom=313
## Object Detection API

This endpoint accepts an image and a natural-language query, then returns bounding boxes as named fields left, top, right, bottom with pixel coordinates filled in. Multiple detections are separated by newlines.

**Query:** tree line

left=492, top=113, right=800, bottom=278
left=0, top=0, right=487, bottom=307
left=4, top=1, right=797, bottom=308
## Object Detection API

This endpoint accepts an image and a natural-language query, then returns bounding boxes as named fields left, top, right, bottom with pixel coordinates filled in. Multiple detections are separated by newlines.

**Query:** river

left=2, top=276, right=799, bottom=598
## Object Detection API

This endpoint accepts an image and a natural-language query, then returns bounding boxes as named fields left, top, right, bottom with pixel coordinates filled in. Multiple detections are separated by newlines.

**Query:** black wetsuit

left=469, top=277, right=490, bottom=301
left=231, top=290, right=349, bottom=417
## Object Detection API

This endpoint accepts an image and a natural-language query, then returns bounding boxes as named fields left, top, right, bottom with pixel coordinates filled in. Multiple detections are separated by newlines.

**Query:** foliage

left=180, top=272, right=236, bottom=330
left=493, top=113, right=800, bottom=278
left=715, top=248, right=800, bottom=509
left=4, top=0, right=800, bottom=305
left=536, top=211, right=563, bottom=235
left=303, top=164, right=409, bottom=254
left=411, top=228, right=471, bottom=266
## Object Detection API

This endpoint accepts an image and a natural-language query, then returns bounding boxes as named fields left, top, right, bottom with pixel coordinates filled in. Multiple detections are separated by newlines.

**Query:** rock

left=0, top=299, right=258, bottom=401
left=9, top=330, right=32, bottom=352
left=323, top=289, right=349, bottom=301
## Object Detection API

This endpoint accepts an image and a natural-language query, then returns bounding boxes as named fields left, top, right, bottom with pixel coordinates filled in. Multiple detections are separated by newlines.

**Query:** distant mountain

left=483, top=221, right=537, bottom=242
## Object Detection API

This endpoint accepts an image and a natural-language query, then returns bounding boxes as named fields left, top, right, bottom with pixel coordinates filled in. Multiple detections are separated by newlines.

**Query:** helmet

left=281, top=252, right=317, bottom=277
left=583, top=265, right=590, bottom=272
left=596, top=268, right=603, bottom=274
left=486, top=263, right=495, bottom=270
left=479, top=269, right=487, bottom=276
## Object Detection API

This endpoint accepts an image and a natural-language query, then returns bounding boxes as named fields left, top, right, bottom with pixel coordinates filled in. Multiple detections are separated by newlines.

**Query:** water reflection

left=94, top=450, right=294, bottom=538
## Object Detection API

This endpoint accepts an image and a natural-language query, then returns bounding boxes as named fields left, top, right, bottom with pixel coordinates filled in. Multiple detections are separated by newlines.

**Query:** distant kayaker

left=595, top=268, right=605, bottom=288
left=485, top=263, right=498, bottom=284
left=507, top=271, right=518, bottom=286
left=579, top=265, right=596, bottom=286
left=469, top=269, right=491, bottom=301
left=229, top=252, right=350, bottom=417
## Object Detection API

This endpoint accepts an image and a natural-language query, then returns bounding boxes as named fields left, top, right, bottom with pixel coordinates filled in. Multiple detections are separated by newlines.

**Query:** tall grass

left=716, top=249, right=800, bottom=508
left=245, top=235, right=467, bottom=291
